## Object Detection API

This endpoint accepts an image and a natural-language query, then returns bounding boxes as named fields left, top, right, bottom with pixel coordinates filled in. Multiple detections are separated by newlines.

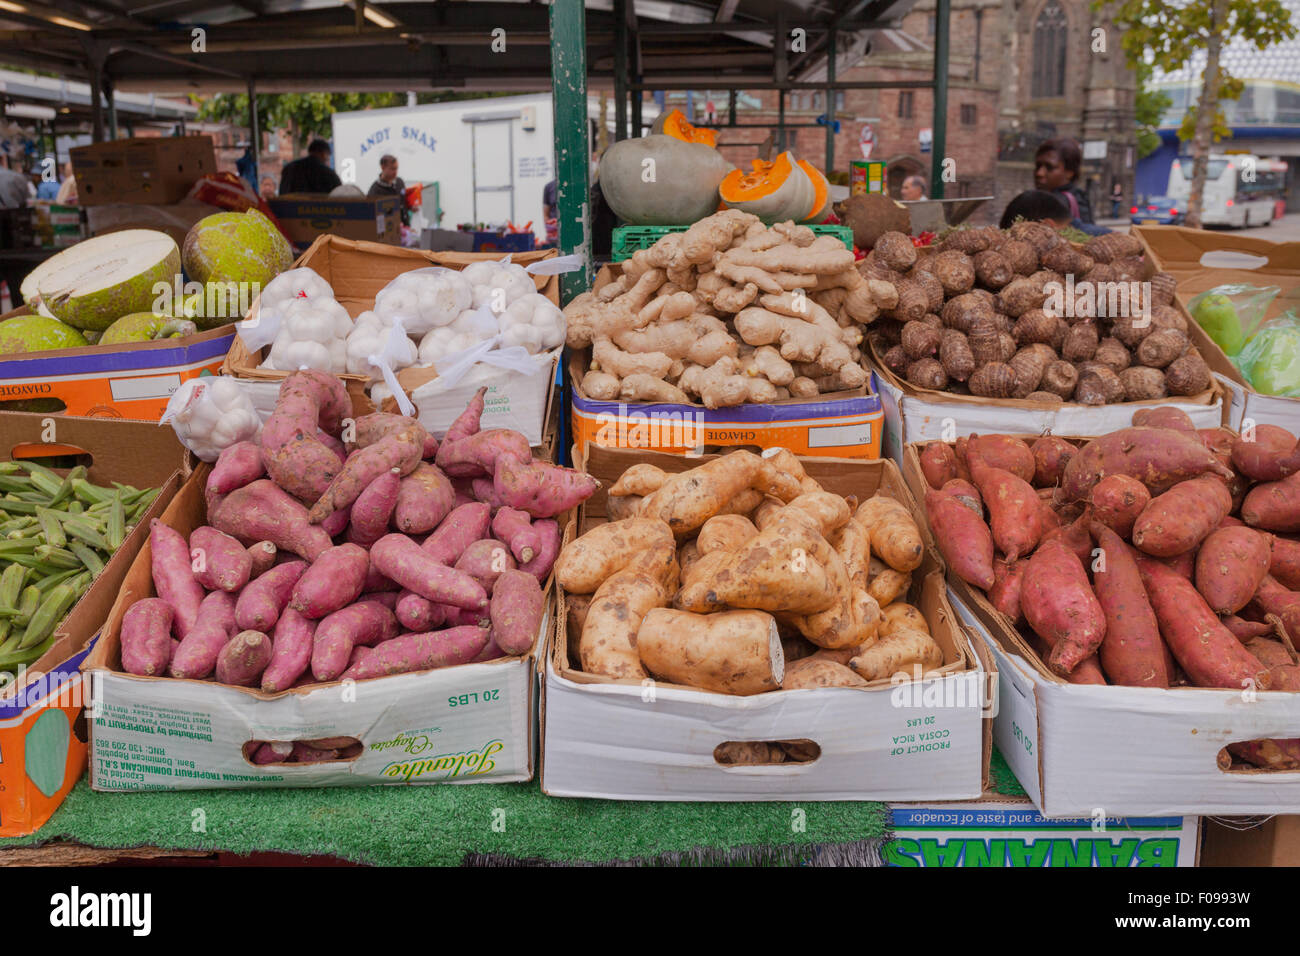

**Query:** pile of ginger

left=565, top=210, right=898, bottom=408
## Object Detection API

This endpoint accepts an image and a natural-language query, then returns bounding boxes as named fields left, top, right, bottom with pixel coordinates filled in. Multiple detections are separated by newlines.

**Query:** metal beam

left=110, top=40, right=245, bottom=78
left=247, top=76, right=259, bottom=175
left=549, top=0, right=589, bottom=302
left=629, top=79, right=936, bottom=91
left=825, top=26, right=836, bottom=172
left=612, top=0, right=627, bottom=141
left=628, top=0, right=641, bottom=134
left=931, top=0, right=949, bottom=198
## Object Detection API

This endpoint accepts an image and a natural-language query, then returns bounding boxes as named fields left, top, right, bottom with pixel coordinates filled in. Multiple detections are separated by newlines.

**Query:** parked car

left=1130, top=197, right=1185, bottom=226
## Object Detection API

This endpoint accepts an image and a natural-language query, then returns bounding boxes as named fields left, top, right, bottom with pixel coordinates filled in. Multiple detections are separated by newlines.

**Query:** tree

left=1133, top=60, right=1172, bottom=160
left=1110, top=0, right=1296, bottom=227
left=194, top=93, right=405, bottom=147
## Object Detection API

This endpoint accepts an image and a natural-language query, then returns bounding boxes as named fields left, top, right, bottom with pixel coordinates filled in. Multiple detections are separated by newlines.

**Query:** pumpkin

left=652, top=109, right=719, bottom=148
left=718, top=152, right=815, bottom=223
left=598, top=134, right=734, bottom=226
left=797, top=160, right=832, bottom=224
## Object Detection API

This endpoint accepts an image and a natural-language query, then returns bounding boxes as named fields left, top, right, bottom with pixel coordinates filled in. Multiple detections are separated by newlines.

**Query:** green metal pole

left=613, top=0, right=628, bottom=142
left=930, top=0, right=950, bottom=199
left=825, top=27, right=836, bottom=174
left=550, top=0, right=592, bottom=302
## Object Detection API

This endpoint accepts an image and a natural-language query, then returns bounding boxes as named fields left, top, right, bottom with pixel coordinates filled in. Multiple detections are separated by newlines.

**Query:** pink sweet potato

left=354, top=412, right=438, bottom=459
left=471, top=633, right=507, bottom=663
left=1031, top=436, right=1076, bottom=488
left=308, top=422, right=426, bottom=524
left=317, top=429, right=347, bottom=463
left=1022, top=538, right=1106, bottom=676
left=340, top=626, right=490, bottom=680
left=919, top=442, right=958, bottom=490
left=251, top=741, right=293, bottom=765
left=170, top=590, right=238, bottom=679
left=492, top=507, right=544, bottom=564
left=1136, top=554, right=1272, bottom=691
left=1061, top=426, right=1233, bottom=501
left=1090, top=524, right=1169, bottom=688
left=1195, top=526, right=1273, bottom=615
left=150, top=519, right=204, bottom=638
left=1222, top=615, right=1275, bottom=641
left=422, top=502, right=492, bottom=565
left=393, top=462, right=455, bottom=534
left=1231, top=424, right=1298, bottom=483
left=290, top=741, right=340, bottom=763
left=1039, top=510, right=1094, bottom=565
left=435, top=427, right=531, bottom=478
left=216, top=629, right=273, bottom=686
left=347, top=467, right=401, bottom=548
left=259, top=369, right=350, bottom=504
left=988, top=559, right=1026, bottom=624
left=321, top=502, right=351, bottom=538
left=208, top=441, right=265, bottom=495
left=471, top=476, right=504, bottom=509
left=189, top=525, right=253, bottom=593
left=924, top=487, right=995, bottom=590
left=939, top=478, right=982, bottom=515
left=211, top=480, right=333, bottom=561
left=455, top=539, right=516, bottom=593
left=490, top=569, right=544, bottom=655
left=519, top=519, right=560, bottom=581
left=261, top=607, right=316, bottom=692
left=969, top=454, right=1042, bottom=562
left=1244, top=637, right=1300, bottom=691
left=967, top=434, right=1035, bottom=484
left=444, top=386, right=486, bottom=444
left=362, top=555, right=400, bottom=594
left=1272, top=535, right=1300, bottom=590
left=1249, top=575, right=1300, bottom=646
left=290, top=543, right=369, bottom=618
left=1032, top=637, right=1107, bottom=685
left=1228, top=738, right=1300, bottom=770
left=441, top=604, right=491, bottom=628
left=1037, top=498, right=1061, bottom=533
left=492, top=457, right=600, bottom=519
left=311, top=599, right=400, bottom=682
left=120, top=598, right=175, bottom=677
left=247, top=541, right=277, bottom=577
left=395, top=590, right=446, bottom=631
left=1131, top=476, right=1232, bottom=558
left=370, top=533, right=489, bottom=609
left=1088, top=474, right=1149, bottom=539
left=1242, top=472, right=1300, bottom=533
left=235, top=560, right=308, bottom=632
left=1131, top=406, right=1196, bottom=433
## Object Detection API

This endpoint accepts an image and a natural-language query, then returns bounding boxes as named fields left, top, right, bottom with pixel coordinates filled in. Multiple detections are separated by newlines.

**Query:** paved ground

left=1098, top=212, right=1300, bottom=243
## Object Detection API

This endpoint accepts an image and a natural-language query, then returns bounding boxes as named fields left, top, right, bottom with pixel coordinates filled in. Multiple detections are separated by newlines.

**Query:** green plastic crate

left=612, top=223, right=854, bottom=261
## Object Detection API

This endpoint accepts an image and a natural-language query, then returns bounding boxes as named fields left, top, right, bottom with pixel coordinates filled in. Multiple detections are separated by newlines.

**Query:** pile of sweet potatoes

left=119, top=371, right=597, bottom=705
left=916, top=413, right=1300, bottom=771
left=557, top=449, right=946, bottom=696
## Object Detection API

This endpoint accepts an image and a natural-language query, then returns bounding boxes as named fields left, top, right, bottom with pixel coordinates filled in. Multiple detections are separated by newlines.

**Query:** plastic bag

left=238, top=267, right=337, bottom=353
left=373, top=267, right=474, bottom=337
left=1235, top=310, right=1300, bottom=397
left=1188, top=283, right=1280, bottom=356
left=161, top=376, right=262, bottom=462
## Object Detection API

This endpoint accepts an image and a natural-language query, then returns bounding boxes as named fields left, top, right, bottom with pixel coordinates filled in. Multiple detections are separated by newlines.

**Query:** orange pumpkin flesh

left=719, top=154, right=794, bottom=201
left=659, top=109, right=719, bottom=148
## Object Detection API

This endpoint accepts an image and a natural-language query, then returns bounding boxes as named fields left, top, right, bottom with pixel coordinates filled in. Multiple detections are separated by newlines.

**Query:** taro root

left=882, top=344, right=910, bottom=376
left=1083, top=232, right=1144, bottom=264
left=1075, top=365, right=1124, bottom=405
left=1041, top=360, right=1078, bottom=400
left=1166, top=352, right=1211, bottom=395
left=906, top=357, right=949, bottom=390
left=911, top=270, right=945, bottom=312
left=1061, top=321, right=1100, bottom=363
left=1093, top=336, right=1132, bottom=373
left=1135, top=328, right=1189, bottom=369
left=969, top=322, right=1004, bottom=366
left=1012, top=309, right=1057, bottom=346
left=1000, top=239, right=1039, bottom=276
left=1150, top=272, right=1177, bottom=307
left=968, top=362, right=1019, bottom=398
left=1025, top=390, right=1064, bottom=404
left=1150, top=304, right=1189, bottom=334
left=875, top=231, right=919, bottom=272
left=939, top=328, right=976, bottom=382
left=1007, top=220, right=1065, bottom=254
left=933, top=250, right=977, bottom=296
left=997, top=278, right=1049, bottom=318
left=891, top=278, right=931, bottom=322
left=974, top=250, right=1014, bottom=289
left=940, top=226, right=1000, bottom=254
left=1008, top=343, right=1056, bottom=397
left=901, top=320, right=942, bottom=359
left=1111, top=313, right=1156, bottom=348
left=1118, top=365, right=1167, bottom=402
left=941, top=292, right=994, bottom=332
left=1040, top=244, right=1095, bottom=276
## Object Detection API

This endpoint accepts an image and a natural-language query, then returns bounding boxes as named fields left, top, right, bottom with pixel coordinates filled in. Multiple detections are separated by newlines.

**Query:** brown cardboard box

left=267, top=194, right=400, bottom=244
left=1202, top=816, right=1300, bottom=866
left=72, top=136, right=217, bottom=207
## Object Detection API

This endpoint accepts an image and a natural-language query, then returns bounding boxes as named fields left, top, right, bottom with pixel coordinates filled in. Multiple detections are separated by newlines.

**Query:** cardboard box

left=85, top=198, right=221, bottom=249
left=569, top=264, right=886, bottom=459
left=541, top=446, right=992, bottom=802
left=267, top=195, right=400, bottom=245
left=883, top=796, right=1199, bottom=866
left=84, top=465, right=549, bottom=792
left=900, top=440, right=1300, bottom=818
left=222, top=236, right=561, bottom=442
left=72, top=136, right=217, bottom=207
left=1134, top=225, right=1300, bottom=430
left=0, top=309, right=234, bottom=420
left=0, top=415, right=186, bottom=835
left=869, top=338, right=1226, bottom=463
left=1201, top=815, right=1300, bottom=866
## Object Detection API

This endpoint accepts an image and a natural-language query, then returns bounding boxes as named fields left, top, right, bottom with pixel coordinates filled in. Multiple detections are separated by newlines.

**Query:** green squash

left=598, top=134, right=733, bottom=226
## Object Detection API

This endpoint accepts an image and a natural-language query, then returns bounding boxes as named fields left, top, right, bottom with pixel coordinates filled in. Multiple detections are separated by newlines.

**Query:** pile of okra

left=0, top=461, right=158, bottom=681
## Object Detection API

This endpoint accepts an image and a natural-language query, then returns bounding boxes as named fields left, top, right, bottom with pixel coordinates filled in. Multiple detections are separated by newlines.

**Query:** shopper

left=999, top=189, right=1072, bottom=230
left=55, top=162, right=77, bottom=204
left=279, top=139, right=342, bottom=195
left=1033, top=138, right=1109, bottom=235
left=0, top=155, right=29, bottom=209
left=1110, top=181, right=1123, bottom=219
left=900, top=175, right=927, bottom=201
left=367, top=154, right=409, bottom=225
left=260, top=176, right=277, bottom=201
left=542, top=177, right=558, bottom=221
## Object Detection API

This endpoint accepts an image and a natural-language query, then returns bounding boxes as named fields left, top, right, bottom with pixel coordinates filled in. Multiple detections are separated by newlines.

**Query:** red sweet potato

left=939, top=478, right=982, bottom=515
left=1195, top=526, right=1273, bottom=615
left=435, top=428, right=532, bottom=478
left=1031, top=436, right=1076, bottom=488
left=967, top=434, right=1035, bottom=484
left=216, top=630, right=273, bottom=686
left=354, top=412, right=438, bottom=459
left=1022, top=539, right=1106, bottom=676
left=395, top=590, right=446, bottom=631
left=1221, top=615, right=1275, bottom=641
left=261, top=607, right=316, bottom=692
left=492, top=507, right=544, bottom=564
left=492, top=458, right=600, bottom=519
left=340, top=626, right=491, bottom=680
left=259, top=369, right=350, bottom=504
left=1061, top=426, right=1233, bottom=501
left=1131, top=476, right=1232, bottom=558
left=289, top=543, right=369, bottom=618
left=362, top=554, right=400, bottom=594
left=519, top=518, right=561, bottom=581
left=170, top=590, right=238, bottom=679
left=1088, top=474, right=1149, bottom=539
left=969, top=454, right=1043, bottom=561
left=455, top=538, right=516, bottom=594
left=120, top=598, right=175, bottom=677
left=347, top=467, right=401, bottom=549
left=444, top=386, right=486, bottom=444
left=924, top=487, right=995, bottom=590
left=311, top=599, right=400, bottom=682
left=952, top=436, right=972, bottom=482
left=1231, top=424, right=1298, bottom=482
left=1242, top=472, right=1300, bottom=533
left=1033, top=637, right=1107, bottom=685
left=251, top=741, right=293, bottom=765
left=1040, top=509, right=1094, bottom=565
left=394, top=462, right=456, bottom=534
left=236, top=560, right=308, bottom=632
left=1244, top=637, right=1300, bottom=691
left=1136, top=554, right=1272, bottom=691
left=1272, top=536, right=1300, bottom=590
left=1131, top=406, right=1196, bottom=433
left=1248, top=575, right=1300, bottom=645
left=471, top=633, right=508, bottom=663
left=489, top=570, right=544, bottom=655
left=1037, top=498, right=1061, bottom=533
left=247, top=541, right=277, bottom=578
left=1090, top=524, right=1169, bottom=687
left=208, top=440, right=265, bottom=495
left=189, top=525, right=253, bottom=593
left=919, top=442, right=958, bottom=490
left=371, top=533, right=489, bottom=609
left=422, top=502, right=493, bottom=565
left=150, top=519, right=204, bottom=638
left=988, top=559, right=1026, bottom=624
left=1227, top=738, right=1300, bottom=770
left=211, top=480, right=333, bottom=561
left=308, top=421, right=426, bottom=524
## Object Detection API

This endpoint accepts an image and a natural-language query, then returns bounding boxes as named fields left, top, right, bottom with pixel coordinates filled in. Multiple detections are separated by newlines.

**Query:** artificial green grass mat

left=1, top=779, right=889, bottom=866
left=988, top=748, right=1027, bottom=798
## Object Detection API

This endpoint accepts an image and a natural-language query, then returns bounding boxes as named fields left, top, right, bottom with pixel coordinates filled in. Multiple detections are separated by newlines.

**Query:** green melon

left=182, top=209, right=292, bottom=328
left=100, top=312, right=198, bottom=345
left=0, top=314, right=89, bottom=354
left=34, top=230, right=181, bottom=332
left=598, top=134, right=733, bottom=225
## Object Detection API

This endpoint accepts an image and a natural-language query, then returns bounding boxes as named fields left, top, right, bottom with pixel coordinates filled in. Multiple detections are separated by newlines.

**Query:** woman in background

left=1033, top=138, right=1109, bottom=236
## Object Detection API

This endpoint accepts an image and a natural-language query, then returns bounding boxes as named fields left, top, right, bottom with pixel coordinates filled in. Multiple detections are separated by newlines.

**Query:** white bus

left=1166, top=153, right=1287, bottom=228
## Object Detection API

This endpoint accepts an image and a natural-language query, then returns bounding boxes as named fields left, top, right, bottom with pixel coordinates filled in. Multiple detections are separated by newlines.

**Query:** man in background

left=279, top=138, right=341, bottom=195
left=367, top=154, right=409, bottom=225
left=0, top=154, right=30, bottom=209
left=900, top=175, right=927, bottom=201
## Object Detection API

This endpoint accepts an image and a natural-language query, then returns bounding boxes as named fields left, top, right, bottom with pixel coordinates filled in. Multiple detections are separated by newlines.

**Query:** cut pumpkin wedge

left=718, top=151, right=815, bottom=224
left=797, top=160, right=832, bottom=224
left=652, top=109, right=719, bottom=148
